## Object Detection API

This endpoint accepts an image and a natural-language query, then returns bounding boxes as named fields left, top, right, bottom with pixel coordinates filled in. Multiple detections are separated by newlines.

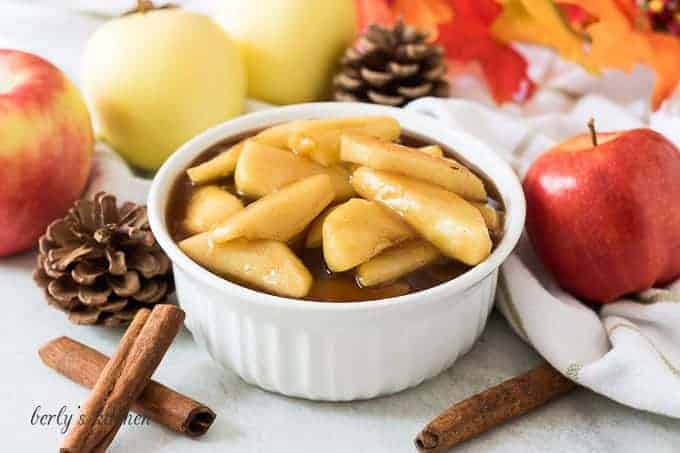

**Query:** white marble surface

left=1, top=2, right=679, bottom=451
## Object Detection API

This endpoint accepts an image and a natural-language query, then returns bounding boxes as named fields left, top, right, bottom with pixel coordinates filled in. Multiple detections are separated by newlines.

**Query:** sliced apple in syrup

left=472, top=202, right=502, bottom=232
left=234, top=140, right=354, bottom=201
left=253, top=120, right=306, bottom=148
left=304, top=205, right=337, bottom=248
left=341, top=134, right=487, bottom=202
left=186, top=142, right=244, bottom=184
left=356, top=239, right=440, bottom=287
left=418, top=145, right=444, bottom=158
left=212, top=174, right=334, bottom=244
left=287, top=116, right=401, bottom=166
left=322, top=198, right=415, bottom=272
left=183, top=185, right=243, bottom=234
left=179, top=233, right=312, bottom=298
left=351, top=167, right=492, bottom=265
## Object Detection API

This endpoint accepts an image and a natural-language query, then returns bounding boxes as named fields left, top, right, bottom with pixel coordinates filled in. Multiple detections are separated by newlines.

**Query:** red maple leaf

left=437, top=0, right=534, bottom=103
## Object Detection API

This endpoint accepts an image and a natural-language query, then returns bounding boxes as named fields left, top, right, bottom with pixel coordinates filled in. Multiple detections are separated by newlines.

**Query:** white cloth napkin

left=406, top=95, right=680, bottom=418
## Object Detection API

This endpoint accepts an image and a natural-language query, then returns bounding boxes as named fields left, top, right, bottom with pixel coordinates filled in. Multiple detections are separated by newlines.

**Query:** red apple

left=0, top=50, right=93, bottom=256
left=523, top=127, right=680, bottom=303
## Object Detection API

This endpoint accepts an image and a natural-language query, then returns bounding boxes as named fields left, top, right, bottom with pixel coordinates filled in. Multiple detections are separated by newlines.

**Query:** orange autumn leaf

left=556, top=0, right=679, bottom=109
left=563, top=0, right=649, bottom=71
left=394, top=0, right=454, bottom=38
left=491, top=0, right=596, bottom=71
left=611, top=0, right=641, bottom=24
left=643, top=32, right=680, bottom=108
left=355, top=0, right=453, bottom=38
left=355, top=0, right=394, bottom=29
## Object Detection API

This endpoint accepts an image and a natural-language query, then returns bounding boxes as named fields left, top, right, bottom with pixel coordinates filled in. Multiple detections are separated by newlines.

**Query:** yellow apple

left=217, top=0, right=356, bottom=104
left=81, top=6, right=246, bottom=171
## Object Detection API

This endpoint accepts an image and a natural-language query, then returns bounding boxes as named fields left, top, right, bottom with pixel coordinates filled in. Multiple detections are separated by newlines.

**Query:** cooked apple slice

left=322, top=198, right=415, bottom=272
left=235, top=140, right=354, bottom=201
left=179, top=233, right=312, bottom=298
left=304, top=205, right=337, bottom=248
left=213, top=174, right=334, bottom=244
left=186, top=142, right=244, bottom=184
left=288, top=116, right=401, bottom=166
left=419, top=145, right=444, bottom=158
left=183, top=186, right=243, bottom=234
left=356, top=239, right=440, bottom=287
left=472, top=202, right=502, bottom=232
left=352, top=167, right=492, bottom=265
left=253, top=120, right=306, bottom=148
left=341, top=134, right=487, bottom=201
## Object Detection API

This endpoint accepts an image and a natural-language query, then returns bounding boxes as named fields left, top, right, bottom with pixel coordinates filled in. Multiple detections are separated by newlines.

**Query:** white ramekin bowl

left=148, top=102, right=525, bottom=401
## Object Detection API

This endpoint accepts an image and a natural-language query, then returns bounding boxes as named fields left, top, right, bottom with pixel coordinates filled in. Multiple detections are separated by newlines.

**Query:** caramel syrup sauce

left=166, top=129, right=504, bottom=302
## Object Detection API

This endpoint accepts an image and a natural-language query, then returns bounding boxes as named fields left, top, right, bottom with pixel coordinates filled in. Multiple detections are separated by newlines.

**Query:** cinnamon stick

left=59, top=304, right=185, bottom=453
left=39, top=337, right=215, bottom=438
left=415, top=363, right=576, bottom=452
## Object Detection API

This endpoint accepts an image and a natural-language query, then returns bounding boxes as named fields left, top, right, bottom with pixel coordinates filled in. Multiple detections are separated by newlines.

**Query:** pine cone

left=333, top=20, right=449, bottom=107
left=33, top=192, right=174, bottom=327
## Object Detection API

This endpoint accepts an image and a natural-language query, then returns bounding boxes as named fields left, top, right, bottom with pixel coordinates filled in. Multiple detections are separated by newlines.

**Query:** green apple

left=217, top=0, right=356, bottom=104
left=81, top=5, right=246, bottom=171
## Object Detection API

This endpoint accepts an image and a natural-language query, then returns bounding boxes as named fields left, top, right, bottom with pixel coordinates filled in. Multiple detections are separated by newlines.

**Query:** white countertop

left=1, top=2, right=679, bottom=451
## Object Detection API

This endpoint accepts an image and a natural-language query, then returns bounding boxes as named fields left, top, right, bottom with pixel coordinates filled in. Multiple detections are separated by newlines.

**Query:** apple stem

left=588, top=118, right=598, bottom=147
left=137, top=0, right=154, bottom=13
